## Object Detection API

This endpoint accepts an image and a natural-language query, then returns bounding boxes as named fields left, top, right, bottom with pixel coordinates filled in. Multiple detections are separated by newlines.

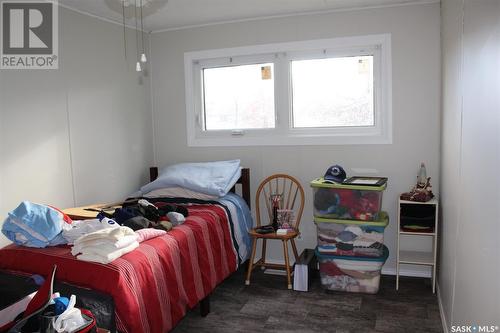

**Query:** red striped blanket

left=0, top=204, right=238, bottom=332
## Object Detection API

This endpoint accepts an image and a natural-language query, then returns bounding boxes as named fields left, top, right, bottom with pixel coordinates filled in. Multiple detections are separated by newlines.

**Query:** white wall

left=150, top=2, right=441, bottom=273
left=0, top=7, right=154, bottom=247
left=439, top=0, right=463, bottom=327
left=440, top=0, right=500, bottom=330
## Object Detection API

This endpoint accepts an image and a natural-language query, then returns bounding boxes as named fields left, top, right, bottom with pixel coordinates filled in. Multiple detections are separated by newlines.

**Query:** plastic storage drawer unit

left=316, top=246, right=389, bottom=294
left=315, top=212, right=389, bottom=257
left=311, top=178, right=387, bottom=221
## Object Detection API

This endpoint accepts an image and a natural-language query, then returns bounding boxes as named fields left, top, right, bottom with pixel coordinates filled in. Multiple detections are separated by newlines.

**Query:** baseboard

left=436, top=283, right=449, bottom=333
left=381, top=266, right=432, bottom=278
left=261, top=260, right=432, bottom=278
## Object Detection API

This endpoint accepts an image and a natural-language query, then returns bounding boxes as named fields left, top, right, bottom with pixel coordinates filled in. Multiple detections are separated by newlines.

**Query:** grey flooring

left=172, top=267, right=443, bottom=333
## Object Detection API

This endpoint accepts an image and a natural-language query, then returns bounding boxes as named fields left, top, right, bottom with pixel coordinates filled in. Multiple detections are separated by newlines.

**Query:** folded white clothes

left=71, top=226, right=137, bottom=262
left=71, top=234, right=138, bottom=256
left=63, top=218, right=119, bottom=244
left=74, top=226, right=135, bottom=244
left=76, top=240, right=139, bottom=264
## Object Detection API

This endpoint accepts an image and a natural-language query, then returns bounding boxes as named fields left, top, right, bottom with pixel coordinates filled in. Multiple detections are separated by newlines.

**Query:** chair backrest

left=255, top=174, right=305, bottom=230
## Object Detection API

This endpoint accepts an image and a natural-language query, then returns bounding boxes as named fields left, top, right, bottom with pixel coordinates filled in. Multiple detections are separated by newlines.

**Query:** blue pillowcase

left=141, top=160, right=242, bottom=197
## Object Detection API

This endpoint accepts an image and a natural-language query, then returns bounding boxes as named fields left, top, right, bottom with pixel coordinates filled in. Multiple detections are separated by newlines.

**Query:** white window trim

left=184, top=34, right=392, bottom=147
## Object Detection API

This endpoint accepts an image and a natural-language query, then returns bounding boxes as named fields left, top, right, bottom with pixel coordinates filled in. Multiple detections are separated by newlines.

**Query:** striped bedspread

left=0, top=203, right=238, bottom=332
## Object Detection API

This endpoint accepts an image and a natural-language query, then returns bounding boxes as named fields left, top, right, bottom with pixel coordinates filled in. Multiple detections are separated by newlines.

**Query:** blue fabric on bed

left=2, top=201, right=67, bottom=248
left=218, top=192, right=253, bottom=262
left=140, top=160, right=241, bottom=197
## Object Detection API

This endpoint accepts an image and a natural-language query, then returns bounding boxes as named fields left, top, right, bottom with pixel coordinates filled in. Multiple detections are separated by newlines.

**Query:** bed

left=0, top=167, right=252, bottom=333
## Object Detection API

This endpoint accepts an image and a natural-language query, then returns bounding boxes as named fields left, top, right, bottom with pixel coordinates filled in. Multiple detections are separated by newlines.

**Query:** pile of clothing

left=0, top=201, right=141, bottom=264
left=1, top=200, right=176, bottom=265
left=319, top=258, right=382, bottom=293
left=65, top=216, right=166, bottom=264
left=314, top=188, right=381, bottom=221
left=317, top=225, right=384, bottom=257
left=110, top=199, right=188, bottom=232
left=71, top=226, right=139, bottom=264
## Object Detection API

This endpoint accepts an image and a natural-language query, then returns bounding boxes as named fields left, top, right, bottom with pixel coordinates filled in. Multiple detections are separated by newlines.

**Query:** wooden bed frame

left=149, top=167, right=251, bottom=209
left=149, top=166, right=251, bottom=318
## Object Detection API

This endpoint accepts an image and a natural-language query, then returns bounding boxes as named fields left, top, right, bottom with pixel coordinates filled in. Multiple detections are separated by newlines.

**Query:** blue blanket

left=218, top=192, right=253, bottom=262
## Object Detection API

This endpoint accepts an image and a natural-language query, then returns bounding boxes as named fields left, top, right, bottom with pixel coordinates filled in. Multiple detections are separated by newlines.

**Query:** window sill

left=187, top=132, right=392, bottom=147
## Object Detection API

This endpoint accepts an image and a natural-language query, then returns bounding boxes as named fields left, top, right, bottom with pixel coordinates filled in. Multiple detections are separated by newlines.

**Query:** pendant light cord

left=122, top=0, right=127, bottom=61
left=134, top=0, right=139, bottom=60
left=140, top=0, right=145, bottom=57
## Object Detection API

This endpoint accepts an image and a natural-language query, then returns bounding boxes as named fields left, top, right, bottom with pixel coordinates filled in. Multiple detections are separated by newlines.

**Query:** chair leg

left=245, top=237, right=258, bottom=285
left=282, top=240, right=292, bottom=290
left=260, top=239, right=267, bottom=270
left=290, top=239, right=299, bottom=262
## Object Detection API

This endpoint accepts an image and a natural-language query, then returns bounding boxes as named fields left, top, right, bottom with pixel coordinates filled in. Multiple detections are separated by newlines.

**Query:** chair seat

left=248, top=228, right=299, bottom=239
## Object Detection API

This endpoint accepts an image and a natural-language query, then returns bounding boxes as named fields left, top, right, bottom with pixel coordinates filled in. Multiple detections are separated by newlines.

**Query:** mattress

left=0, top=198, right=250, bottom=333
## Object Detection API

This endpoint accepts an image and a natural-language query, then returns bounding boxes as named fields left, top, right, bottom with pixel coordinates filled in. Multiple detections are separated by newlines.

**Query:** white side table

left=396, top=197, right=439, bottom=293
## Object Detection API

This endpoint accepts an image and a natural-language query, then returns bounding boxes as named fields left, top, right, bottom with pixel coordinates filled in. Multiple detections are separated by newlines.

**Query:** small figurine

left=400, top=162, right=434, bottom=202
left=417, top=162, right=427, bottom=187
left=271, top=194, right=282, bottom=231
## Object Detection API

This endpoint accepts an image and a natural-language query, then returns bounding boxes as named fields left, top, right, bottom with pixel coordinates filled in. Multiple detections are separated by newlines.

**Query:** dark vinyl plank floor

left=172, top=267, right=443, bottom=333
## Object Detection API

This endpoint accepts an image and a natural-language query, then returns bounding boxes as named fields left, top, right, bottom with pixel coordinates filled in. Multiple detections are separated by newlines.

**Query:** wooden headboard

left=149, top=167, right=251, bottom=209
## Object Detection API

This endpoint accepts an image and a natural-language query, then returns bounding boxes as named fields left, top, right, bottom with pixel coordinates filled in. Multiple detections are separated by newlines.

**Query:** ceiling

left=58, top=0, right=436, bottom=32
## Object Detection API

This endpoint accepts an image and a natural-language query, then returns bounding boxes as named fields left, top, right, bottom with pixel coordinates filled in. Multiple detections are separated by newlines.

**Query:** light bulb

left=140, top=53, right=147, bottom=63
left=136, top=61, right=141, bottom=72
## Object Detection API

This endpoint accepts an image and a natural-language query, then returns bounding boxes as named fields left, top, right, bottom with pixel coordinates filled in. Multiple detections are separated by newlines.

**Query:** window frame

left=184, top=34, right=392, bottom=147
left=195, top=54, right=278, bottom=135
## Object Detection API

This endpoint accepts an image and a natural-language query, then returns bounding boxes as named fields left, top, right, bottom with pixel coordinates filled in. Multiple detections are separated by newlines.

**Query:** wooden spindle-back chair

left=245, top=174, right=305, bottom=289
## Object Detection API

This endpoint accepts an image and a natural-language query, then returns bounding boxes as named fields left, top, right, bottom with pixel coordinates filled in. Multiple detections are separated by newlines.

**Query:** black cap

left=324, top=165, right=347, bottom=183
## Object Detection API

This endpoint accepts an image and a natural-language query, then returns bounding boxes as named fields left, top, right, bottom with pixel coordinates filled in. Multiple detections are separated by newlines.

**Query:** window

left=185, top=34, right=392, bottom=146
left=203, top=63, right=275, bottom=130
left=291, top=56, right=374, bottom=128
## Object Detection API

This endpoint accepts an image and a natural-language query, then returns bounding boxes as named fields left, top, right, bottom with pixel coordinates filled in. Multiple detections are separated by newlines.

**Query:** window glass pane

left=291, top=56, right=374, bottom=128
left=203, top=63, right=275, bottom=130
